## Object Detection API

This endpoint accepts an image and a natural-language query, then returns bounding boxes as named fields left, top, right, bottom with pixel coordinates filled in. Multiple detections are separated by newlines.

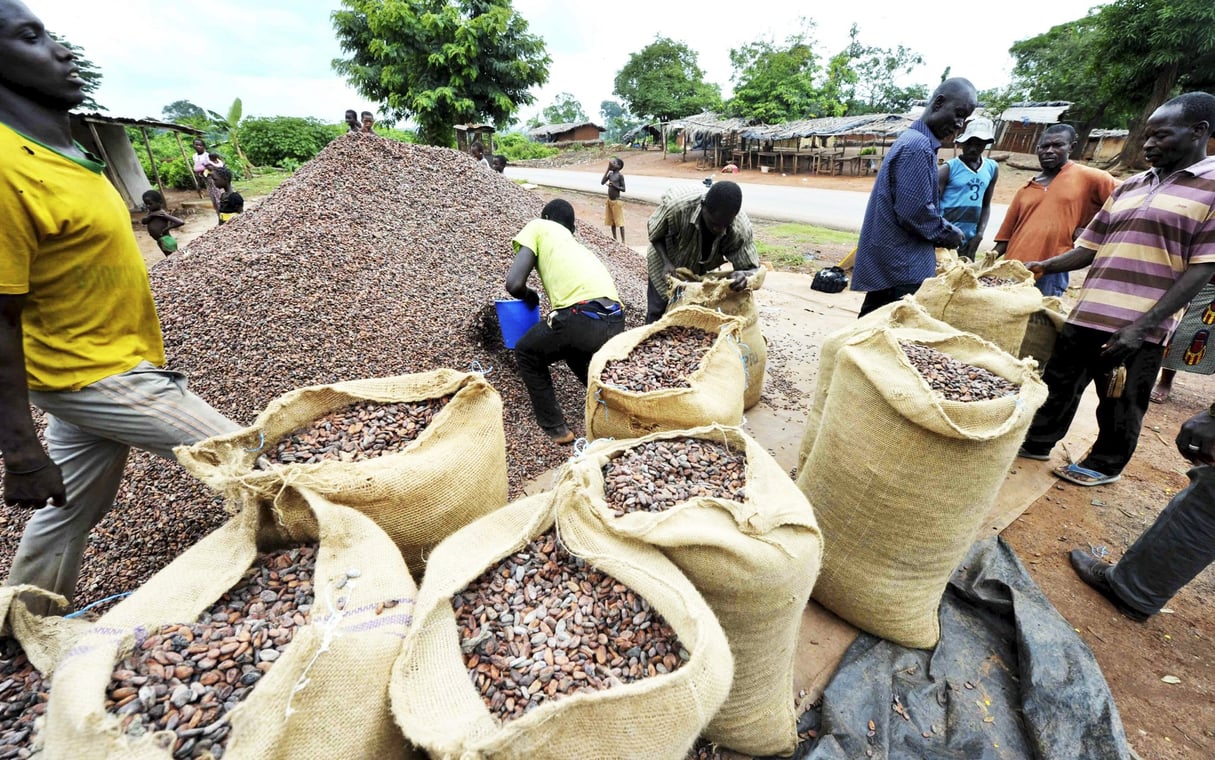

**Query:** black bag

left=811, top=266, right=849, bottom=294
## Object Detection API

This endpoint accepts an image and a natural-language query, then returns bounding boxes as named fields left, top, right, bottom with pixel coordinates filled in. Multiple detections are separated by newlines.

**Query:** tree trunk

left=1073, top=103, right=1109, bottom=161
left=1116, top=62, right=1180, bottom=170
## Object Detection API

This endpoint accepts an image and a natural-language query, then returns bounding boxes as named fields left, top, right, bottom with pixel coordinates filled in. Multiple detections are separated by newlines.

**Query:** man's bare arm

left=0, top=294, right=65, bottom=507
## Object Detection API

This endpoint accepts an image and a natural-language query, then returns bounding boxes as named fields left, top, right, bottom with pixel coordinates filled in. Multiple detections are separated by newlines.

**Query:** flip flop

left=1017, top=447, right=1051, bottom=461
left=1150, top=387, right=1171, bottom=404
left=1053, top=463, right=1121, bottom=487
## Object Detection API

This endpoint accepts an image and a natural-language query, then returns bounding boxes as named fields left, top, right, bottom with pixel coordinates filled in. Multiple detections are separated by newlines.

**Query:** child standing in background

left=140, top=189, right=185, bottom=255
left=601, top=157, right=626, bottom=243
left=211, top=167, right=244, bottom=224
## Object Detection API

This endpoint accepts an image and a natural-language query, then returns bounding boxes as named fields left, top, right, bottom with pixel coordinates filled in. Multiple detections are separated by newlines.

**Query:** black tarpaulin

left=793, top=537, right=1131, bottom=760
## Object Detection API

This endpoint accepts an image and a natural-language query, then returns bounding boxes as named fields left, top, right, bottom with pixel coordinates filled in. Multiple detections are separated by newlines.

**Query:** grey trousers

left=1109, top=465, right=1215, bottom=615
left=7, top=362, right=238, bottom=608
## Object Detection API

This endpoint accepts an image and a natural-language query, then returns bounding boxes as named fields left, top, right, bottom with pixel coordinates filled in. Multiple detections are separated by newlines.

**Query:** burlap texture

left=176, top=369, right=508, bottom=574
left=585, top=305, right=746, bottom=441
left=913, top=259, right=1042, bottom=354
left=2, top=586, right=90, bottom=676
left=798, top=328, right=1047, bottom=648
left=1019, top=296, right=1068, bottom=371
left=796, top=298, right=960, bottom=469
left=668, top=269, right=767, bottom=410
left=390, top=488, right=734, bottom=760
left=42, top=489, right=420, bottom=760
left=560, top=424, right=821, bottom=756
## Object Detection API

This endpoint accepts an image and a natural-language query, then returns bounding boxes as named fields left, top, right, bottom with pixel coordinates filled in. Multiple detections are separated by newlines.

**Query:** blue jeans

left=1035, top=272, right=1070, bottom=297
left=8, top=362, right=237, bottom=609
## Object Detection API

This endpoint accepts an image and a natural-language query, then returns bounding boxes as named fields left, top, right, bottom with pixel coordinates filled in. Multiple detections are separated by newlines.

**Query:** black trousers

left=1109, top=465, right=1215, bottom=615
left=645, top=280, right=668, bottom=324
left=514, top=307, right=625, bottom=433
left=857, top=282, right=921, bottom=318
left=1022, top=324, right=1165, bottom=476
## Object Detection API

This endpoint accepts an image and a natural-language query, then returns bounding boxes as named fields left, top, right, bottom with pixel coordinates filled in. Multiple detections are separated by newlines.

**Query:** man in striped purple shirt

left=1018, top=92, right=1215, bottom=487
left=851, top=78, right=976, bottom=316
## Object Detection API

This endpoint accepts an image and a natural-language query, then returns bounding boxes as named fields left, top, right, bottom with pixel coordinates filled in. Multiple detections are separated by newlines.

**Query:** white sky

left=36, top=0, right=1105, bottom=129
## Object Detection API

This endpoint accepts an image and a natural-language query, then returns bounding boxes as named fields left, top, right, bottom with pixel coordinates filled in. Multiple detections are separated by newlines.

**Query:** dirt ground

left=132, top=150, right=1212, bottom=758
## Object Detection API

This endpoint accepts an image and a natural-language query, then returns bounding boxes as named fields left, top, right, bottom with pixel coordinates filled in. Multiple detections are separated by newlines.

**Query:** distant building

left=70, top=112, right=203, bottom=210
left=527, top=121, right=605, bottom=145
left=993, top=102, right=1073, bottom=153
left=454, top=123, right=496, bottom=156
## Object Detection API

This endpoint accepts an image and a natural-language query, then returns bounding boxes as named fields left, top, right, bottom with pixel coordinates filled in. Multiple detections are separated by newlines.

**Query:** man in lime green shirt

left=0, top=0, right=236, bottom=611
left=505, top=199, right=626, bottom=444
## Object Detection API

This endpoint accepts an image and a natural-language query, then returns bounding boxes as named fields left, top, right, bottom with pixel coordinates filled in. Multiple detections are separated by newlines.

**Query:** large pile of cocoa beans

left=0, top=133, right=649, bottom=609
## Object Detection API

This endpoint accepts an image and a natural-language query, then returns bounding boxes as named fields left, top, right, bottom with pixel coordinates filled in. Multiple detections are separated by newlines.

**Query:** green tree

left=541, top=92, right=588, bottom=125
left=239, top=116, right=337, bottom=167
left=829, top=25, right=927, bottom=115
left=161, top=100, right=209, bottom=128
left=331, top=0, right=551, bottom=146
left=726, top=22, right=824, bottom=122
left=600, top=99, right=638, bottom=143
left=613, top=36, right=721, bottom=122
left=49, top=32, right=103, bottom=111
left=210, top=98, right=256, bottom=177
left=1096, top=0, right=1215, bottom=166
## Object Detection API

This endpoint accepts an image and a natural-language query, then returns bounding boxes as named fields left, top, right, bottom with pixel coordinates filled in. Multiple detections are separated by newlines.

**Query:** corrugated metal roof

left=74, top=111, right=204, bottom=135
left=1089, top=128, right=1129, bottom=138
left=742, top=113, right=914, bottom=140
left=528, top=121, right=605, bottom=138
left=998, top=102, right=1072, bottom=124
left=667, top=112, right=754, bottom=138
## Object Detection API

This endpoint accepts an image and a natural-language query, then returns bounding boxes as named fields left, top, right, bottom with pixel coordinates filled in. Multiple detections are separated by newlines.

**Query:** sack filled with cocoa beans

left=796, top=298, right=960, bottom=470
left=585, top=305, right=746, bottom=441
left=1019, top=296, right=1068, bottom=372
left=913, top=259, right=1042, bottom=355
left=176, top=369, right=508, bottom=575
left=42, top=488, right=420, bottom=760
left=667, top=269, right=767, bottom=410
left=559, top=425, right=821, bottom=757
left=391, top=487, right=733, bottom=760
left=1, top=586, right=90, bottom=758
left=798, top=327, right=1046, bottom=649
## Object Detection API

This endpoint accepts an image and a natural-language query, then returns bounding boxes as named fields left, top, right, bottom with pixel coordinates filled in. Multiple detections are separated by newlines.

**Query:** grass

left=239, top=168, right=294, bottom=197
left=753, top=222, right=858, bottom=271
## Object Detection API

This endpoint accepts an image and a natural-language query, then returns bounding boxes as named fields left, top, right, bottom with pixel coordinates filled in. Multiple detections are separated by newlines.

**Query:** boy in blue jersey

left=938, top=117, right=999, bottom=260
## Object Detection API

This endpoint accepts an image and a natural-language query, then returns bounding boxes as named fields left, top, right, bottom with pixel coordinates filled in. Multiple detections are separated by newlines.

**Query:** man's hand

left=961, top=236, right=982, bottom=259
left=3, top=458, right=66, bottom=509
left=521, top=288, right=540, bottom=311
left=729, top=270, right=750, bottom=291
left=1176, top=407, right=1215, bottom=465
left=1100, top=323, right=1148, bottom=365
left=941, top=225, right=965, bottom=250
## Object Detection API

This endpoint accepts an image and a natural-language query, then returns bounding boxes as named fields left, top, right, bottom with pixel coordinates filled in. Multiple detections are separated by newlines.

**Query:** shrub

left=239, top=116, right=336, bottom=167
left=495, top=132, right=559, bottom=161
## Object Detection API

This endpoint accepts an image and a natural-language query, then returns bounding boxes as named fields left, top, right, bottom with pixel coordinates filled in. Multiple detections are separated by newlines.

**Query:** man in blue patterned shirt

left=851, top=78, right=978, bottom=317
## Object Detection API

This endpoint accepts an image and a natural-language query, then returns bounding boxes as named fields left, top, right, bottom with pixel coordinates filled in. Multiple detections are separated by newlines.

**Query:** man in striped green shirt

left=645, top=181, right=760, bottom=323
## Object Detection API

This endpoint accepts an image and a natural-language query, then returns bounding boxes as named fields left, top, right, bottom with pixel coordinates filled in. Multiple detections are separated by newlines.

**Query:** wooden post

left=662, top=123, right=667, bottom=159
left=173, top=130, right=203, bottom=197
left=85, top=121, right=125, bottom=205
left=139, top=126, right=166, bottom=203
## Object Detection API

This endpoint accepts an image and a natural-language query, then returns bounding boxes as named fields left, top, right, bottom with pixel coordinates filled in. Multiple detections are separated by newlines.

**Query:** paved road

left=504, top=165, right=1009, bottom=246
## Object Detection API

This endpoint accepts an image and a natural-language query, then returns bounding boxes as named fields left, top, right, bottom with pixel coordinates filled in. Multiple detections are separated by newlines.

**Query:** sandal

left=1017, top=447, right=1051, bottom=461
left=1053, top=463, right=1121, bottom=487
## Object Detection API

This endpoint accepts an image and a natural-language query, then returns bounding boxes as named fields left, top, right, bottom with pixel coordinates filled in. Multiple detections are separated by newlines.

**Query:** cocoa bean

left=0, top=638, right=47, bottom=758
left=600, top=326, right=717, bottom=392
left=602, top=438, right=747, bottom=517
left=899, top=342, right=1019, bottom=402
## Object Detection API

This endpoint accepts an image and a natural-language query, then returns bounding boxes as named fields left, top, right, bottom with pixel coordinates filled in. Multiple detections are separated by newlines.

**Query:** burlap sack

left=585, top=305, right=746, bottom=441
left=798, top=327, right=1047, bottom=649
left=391, top=488, right=734, bottom=760
left=668, top=269, right=767, bottom=410
left=1019, top=296, right=1068, bottom=371
left=1, top=586, right=91, bottom=757
left=43, top=489, right=420, bottom=760
left=913, top=259, right=1042, bottom=354
left=796, top=298, right=961, bottom=469
left=176, top=369, right=508, bottom=573
left=560, top=425, right=821, bottom=756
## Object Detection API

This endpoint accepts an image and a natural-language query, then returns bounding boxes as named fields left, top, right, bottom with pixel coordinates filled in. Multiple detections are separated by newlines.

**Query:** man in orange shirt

left=993, top=124, right=1116, bottom=296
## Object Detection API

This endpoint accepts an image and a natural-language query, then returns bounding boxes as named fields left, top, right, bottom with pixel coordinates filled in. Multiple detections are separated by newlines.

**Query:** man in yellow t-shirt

left=0, top=0, right=237, bottom=611
left=505, top=199, right=626, bottom=444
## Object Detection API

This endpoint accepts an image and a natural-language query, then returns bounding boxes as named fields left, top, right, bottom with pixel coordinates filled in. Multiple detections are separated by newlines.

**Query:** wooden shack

left=454, top=123, right=496, bottom=155
left=994, top=102, right=1072, bottom=154
left=69, top=112, right=203, bottom=210
left=527, top=121, right=605, bottom=145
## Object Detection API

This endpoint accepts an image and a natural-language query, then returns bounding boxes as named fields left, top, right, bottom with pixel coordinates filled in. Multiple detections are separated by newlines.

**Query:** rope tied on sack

left=594, top=388, right=609, bottom=421
left=728, top=334, right=752, bottom=390
left=285, top=571, right=352, bottom=718
left=469, top=360, right=493, bottom=376
left=64, top=590, right=134, bottom=619
left=243, top=431, right=266, bottom=453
